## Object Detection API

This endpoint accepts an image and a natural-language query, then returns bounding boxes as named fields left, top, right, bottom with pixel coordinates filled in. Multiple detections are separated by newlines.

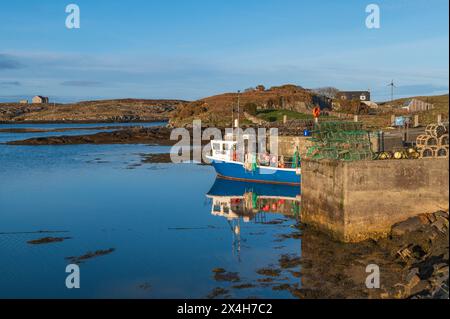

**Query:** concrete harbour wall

left=301, top=158, right=449, bottom=242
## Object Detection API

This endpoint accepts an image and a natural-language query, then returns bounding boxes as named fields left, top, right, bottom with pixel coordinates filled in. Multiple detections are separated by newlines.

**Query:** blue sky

left=0, top=0, right=448, bottom=102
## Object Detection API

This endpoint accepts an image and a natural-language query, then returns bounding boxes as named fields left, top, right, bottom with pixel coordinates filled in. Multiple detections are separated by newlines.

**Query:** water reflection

left=207, top=178, right=301, bottom=262
left=207, top=178, right=301, bottom=220
left=0, top=123, right=305, bottom=298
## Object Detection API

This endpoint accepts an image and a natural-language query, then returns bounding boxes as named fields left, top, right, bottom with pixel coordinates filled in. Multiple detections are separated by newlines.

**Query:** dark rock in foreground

left=213, top=269, right=241, bottom=282
left=141, top=153, right=173, bottom=163
left=27, top=237, right=71, bottom=245
left=65, top=248, right=116, bottom=264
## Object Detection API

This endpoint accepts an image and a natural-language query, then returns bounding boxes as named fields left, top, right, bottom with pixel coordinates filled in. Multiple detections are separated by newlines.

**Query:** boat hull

left=209, top=158, right=301, bottom=186
left=207, top=178, right=301, bottom=197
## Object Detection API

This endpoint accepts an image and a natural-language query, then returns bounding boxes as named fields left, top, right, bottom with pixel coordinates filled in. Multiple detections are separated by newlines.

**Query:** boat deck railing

left=213, top=150, right=300, bottom=169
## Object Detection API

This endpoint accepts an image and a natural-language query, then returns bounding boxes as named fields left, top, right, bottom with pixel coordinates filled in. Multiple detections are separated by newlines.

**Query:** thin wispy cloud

left=61, top=80, right=103, bottom=87
left=0, top=0, right=447, bottom=102
left=1, top=49, right=448, bottom=102
left=0, top=54, right=23, bottom=70
left=0, top=81, right=21, bottom=86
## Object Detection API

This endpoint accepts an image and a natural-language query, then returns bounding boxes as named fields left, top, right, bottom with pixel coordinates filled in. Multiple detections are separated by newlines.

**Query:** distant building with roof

left=401, top=98, right=434, bottom=112
left=32, top=96, right=49, bottom=104
left=337, top=91, right=371, bottom=102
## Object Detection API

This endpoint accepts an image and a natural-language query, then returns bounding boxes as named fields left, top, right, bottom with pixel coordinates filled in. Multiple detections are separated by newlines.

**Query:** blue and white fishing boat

left=206, top=139, right=301, bottom=186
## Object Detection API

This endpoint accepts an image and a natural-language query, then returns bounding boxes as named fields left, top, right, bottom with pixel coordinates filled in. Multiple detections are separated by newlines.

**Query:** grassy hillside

left=378, top=94, right=448, bottom=108
left=256, top=109, right=314, bottom=122
left=379, top=94, right=448, bottom=124
left=365, top=94, right=449, bottom=128
left=169, top=85, right=323, bottom=127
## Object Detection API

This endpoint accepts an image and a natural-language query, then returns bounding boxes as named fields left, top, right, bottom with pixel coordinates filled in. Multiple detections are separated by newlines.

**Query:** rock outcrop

left=170, top=85, right=331, bottom=127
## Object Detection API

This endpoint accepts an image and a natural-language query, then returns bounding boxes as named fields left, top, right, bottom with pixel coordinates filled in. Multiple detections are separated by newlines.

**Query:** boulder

left=431, top=216, right=449, bottom=233
left=391, top=216, right=427, bottom=237
left=406, top=275, right=421, bottom=290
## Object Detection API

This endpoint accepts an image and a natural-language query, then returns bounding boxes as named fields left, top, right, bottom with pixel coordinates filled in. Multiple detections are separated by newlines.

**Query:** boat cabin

left=211, top=140, right=237, bottom=162
left=210, top=196, right=251, bottom=222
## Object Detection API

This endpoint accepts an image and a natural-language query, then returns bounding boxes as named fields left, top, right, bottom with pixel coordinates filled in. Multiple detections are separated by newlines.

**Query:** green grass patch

left=256, top=109, right=315, bottom=122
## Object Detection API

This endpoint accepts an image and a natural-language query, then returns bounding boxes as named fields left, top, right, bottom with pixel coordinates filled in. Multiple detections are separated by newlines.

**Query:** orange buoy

left=313, top=107, right=321, bottom=118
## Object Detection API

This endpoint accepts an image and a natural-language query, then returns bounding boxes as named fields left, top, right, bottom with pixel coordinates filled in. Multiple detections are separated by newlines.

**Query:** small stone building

left=32, top=96, right=49, bottom=104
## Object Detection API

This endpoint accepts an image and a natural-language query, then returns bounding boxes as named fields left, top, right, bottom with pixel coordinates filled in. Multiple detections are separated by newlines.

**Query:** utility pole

left=388, top=80, right=396, bottom=103
left=231, top=103, right=234, bottom=128
left=237, top=90, right=241, bottom=128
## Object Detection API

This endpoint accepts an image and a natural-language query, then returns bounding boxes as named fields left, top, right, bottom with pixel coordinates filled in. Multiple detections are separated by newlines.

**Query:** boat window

left=213, top=143, right=221, bottom=151
left=223, top=143, right=230, bottom=151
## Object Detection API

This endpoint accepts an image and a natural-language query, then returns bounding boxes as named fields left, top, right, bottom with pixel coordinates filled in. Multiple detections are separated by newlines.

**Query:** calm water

left=0, top=123, right=302, bottom=299
left=0, top=122, right=164, bottom=144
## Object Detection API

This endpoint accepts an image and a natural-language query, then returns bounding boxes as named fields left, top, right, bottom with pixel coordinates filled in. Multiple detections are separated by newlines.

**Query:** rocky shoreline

left=207, top=210, right=449, bottom=299
left=295, top=210, right=449, bottom=299
left=377, top=211, right=449, bottom=298
left=0, top=125, right=147, bottom=134
left=0, top=119, right=167, bottom=125
left=6, top=127, right=175, bottom=146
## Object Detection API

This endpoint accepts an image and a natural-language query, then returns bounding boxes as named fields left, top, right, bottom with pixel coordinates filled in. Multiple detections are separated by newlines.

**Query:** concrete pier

left=301, top=158, right=449, bottom=242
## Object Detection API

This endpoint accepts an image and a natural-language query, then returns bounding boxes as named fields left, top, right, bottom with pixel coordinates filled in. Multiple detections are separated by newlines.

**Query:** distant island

left=0, top=99, right=186, bottom=123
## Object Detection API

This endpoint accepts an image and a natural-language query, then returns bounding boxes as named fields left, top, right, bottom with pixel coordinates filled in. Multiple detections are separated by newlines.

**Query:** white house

left=32, top=96, right=49, bottom=104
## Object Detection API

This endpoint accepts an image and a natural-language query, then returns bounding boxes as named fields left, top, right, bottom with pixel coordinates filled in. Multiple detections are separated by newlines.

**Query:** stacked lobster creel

left=416, top=123, right=449, bottom=158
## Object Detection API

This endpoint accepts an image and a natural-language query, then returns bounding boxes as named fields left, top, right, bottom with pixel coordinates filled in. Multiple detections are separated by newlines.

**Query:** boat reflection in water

left=206, top=178, right=301, bottom=260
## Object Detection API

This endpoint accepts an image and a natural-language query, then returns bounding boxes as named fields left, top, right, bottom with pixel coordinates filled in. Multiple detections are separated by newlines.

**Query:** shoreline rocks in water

left=378, top=210, right=449, bottom=299
left=212, top=268, right=241, bottom=283
left=65, top=248, right=116, bottom=264
left=141, top=153, right=173, bottom=164
left=0, top=125, right=145, bottom=134
left=27, top=237, right=72, bottom=245
left=6, top=127, right=174, bottom=146
left=286, top=210, right=449, bottom=299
